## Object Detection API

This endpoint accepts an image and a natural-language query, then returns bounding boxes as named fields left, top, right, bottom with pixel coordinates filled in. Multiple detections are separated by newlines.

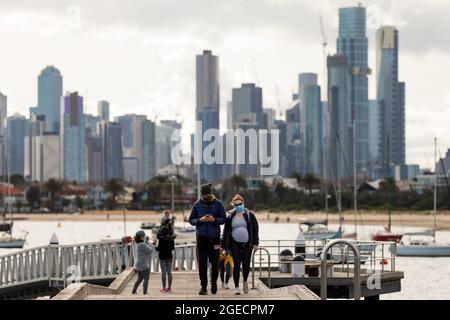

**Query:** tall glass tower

left=376, top=26, right=405, bottom=177
left=337, top=5, right=370, bottom=176
left=299, top=73, right=323, bottom=177
left=60, top=92, right=86, bottom=183
left=196, top=50, right=220, bottom=182
left=38, top=66, right=63, bottom=133
left=7, top=114, right=29, bottom=176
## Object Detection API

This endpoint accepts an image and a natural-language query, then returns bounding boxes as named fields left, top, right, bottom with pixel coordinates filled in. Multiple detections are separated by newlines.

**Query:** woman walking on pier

left=222, top=194, right=259, bottom=295
left=131, top=230, right=155, bottom=295
left=157, top=219, right=175, bottom=293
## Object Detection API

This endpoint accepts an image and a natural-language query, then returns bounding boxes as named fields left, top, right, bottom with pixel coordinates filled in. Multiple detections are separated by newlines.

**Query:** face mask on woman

left=234, top=204, right=245, bottom=213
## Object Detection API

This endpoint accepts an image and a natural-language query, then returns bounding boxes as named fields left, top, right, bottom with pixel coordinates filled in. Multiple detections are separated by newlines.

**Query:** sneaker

left=221, top=282, right=225, bottom=289
left=243, top=282, right=249, bottom=294
left=234, top=287, right=241, bottom=295
left=224, top=283, right=230, bottom=289
left=160, top=288, right=166, bottom=293
left=199, top=288, right=208, bottom=295
left=166, top=288, right=172, bottom=293
left=131, top=291, right=137, bottom=295
left=211, top=282, right=217, bottom=295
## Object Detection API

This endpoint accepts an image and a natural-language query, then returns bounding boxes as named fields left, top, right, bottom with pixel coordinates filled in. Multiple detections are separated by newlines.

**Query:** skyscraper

left=116, top=114, right=155, bottom=183
left=197, top=108, right=220, bottom=181
left=0, top=92, right=7, bottom=136
left=37, top=66, right=63, bottom=133
left=285, top=98, right=301, bottom=177
left=7, top=114, right=29, bottom=176
left=99, top=121, right=124, bottom=182
left=86, top=134, right=102, bottom=183
left=155, top=120, right=182, bottom=173
left=24, top=133, right=60, bottom=183
left=60, top=92, right=86, bottom=183
left=376, top=26, right=406, bottom=176
left=368, top=99, right=381, bottom=179
left=328, top=54, right=352, bottom=181
left=196, top=50, right=220, bottom=182
left=0, top=92, right=7, bottom=176
left=337, top=5, right=370, bottom=176
left=98, top=100, right=110, bottom=121
left=85, top=114, right=100, bottom=136
left=230, top=83, right=265, bottom=129
left=299, top=73, right=323, bottom=176
left=196, top=50, right=220, bottom=117
left=142, top=119, right=156, bottom=182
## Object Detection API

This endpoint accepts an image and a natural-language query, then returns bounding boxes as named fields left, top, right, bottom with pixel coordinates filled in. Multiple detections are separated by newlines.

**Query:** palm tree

left=104, top=179, right=125, bottom=210
left=291, top=172, right=302, bottom=186
left=26, top=184, right=41, bottom=211
left=44, top=179, right=63, bottom=212
left=75, top=195, right=85, bottom=213
left=303, top=173, right=320, bottom=196
left=15, top=199, right=23, bottom=213
left=145, top=176, right=166, bottom=208
left=228, top=175, right=247, bottom=193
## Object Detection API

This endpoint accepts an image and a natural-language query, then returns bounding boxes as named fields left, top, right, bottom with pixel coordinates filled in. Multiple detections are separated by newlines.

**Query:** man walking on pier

left=189, top=183, right=226, bottom=295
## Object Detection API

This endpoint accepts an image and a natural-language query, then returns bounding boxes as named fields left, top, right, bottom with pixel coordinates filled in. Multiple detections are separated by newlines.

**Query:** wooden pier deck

left=54, top=269, right=319, bottom=300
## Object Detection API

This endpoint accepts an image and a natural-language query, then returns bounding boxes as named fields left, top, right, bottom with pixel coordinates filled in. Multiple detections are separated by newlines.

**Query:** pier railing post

left=251, top=247, right=271, bottom=290
left=320, top=240, right=361, bottom=300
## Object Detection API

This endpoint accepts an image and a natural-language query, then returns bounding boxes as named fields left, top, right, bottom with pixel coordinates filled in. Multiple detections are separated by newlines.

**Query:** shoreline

left=9, top=210, right=450, bottom=231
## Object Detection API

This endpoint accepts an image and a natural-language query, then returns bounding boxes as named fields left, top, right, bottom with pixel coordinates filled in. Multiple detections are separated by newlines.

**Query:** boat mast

left=433, top=137, right=437, bottom=243
left=336, top=136, right=343, bottom=232
left=324, top=123, right=329, bottom=223
left=5, top=128, right=13, bottom=239
left=387, top=134, right=392, bottom=233
left=353, top=120, right=357, bottom=238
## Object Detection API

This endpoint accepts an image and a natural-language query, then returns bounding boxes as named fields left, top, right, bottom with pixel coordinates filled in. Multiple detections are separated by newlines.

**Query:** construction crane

left=318, top=10, right=328, bottom=100
left=275, top=84, right=282, bottom=119
left=319, top=10, right=330, bottom=216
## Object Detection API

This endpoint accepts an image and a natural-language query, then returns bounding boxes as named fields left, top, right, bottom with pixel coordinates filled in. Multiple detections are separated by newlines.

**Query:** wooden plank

left=80, top=272, right=311, bottom=300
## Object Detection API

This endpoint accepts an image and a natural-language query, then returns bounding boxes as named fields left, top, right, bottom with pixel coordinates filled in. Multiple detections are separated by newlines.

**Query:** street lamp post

left=169, top=175, right=177, bottom=212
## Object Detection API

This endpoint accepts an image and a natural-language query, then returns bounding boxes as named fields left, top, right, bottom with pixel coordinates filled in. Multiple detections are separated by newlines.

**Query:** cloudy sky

left=1, top=0, right=449, bottom=168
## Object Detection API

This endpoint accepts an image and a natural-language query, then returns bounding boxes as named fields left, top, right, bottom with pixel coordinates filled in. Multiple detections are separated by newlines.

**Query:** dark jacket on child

left=156, top=227, right=175, bottom=260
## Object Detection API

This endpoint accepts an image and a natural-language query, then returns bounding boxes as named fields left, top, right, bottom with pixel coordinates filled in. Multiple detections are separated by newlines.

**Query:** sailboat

left=372, top=135, right=403, bottom=243
left=0, top=137, right=27, bottom=249
left=397, top=138, right=450, bottom=257
left=0, top=191, right=27, bottom=249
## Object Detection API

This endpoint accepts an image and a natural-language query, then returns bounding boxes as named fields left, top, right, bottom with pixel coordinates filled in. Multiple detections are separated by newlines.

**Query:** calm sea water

left=1, top=220, right=450, bottom=299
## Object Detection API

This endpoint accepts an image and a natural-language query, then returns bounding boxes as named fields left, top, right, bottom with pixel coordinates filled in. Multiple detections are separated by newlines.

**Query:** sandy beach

left=9, top=209, right=450, bottom=231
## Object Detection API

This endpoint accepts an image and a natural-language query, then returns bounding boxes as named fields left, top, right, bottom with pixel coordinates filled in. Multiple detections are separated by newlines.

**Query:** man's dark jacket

left=189, top=198, right=226, bottom=238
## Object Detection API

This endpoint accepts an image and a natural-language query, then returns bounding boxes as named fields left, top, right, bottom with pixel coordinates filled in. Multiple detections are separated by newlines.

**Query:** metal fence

left=253, top=239, right=397, bottom=274
left=1, top=238, right=396, bottom=291
left=0, top=240, right=196, bottom=290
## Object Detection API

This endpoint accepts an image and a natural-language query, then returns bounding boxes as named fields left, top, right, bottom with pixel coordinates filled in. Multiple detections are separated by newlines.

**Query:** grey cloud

left=4, top=0, right=449, bottom=55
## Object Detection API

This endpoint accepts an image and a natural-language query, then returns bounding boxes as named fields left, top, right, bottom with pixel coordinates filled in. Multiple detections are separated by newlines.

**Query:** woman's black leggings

left=230, top=240, right=252, bottom=288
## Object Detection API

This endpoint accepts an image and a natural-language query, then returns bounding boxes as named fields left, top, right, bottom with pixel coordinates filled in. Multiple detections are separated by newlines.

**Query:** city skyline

left=0, top=1, right=449, bottom=168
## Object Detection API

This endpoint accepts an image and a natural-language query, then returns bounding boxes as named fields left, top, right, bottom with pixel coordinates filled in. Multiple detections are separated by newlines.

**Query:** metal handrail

left=320, top=240, right=361, bottom=300
left=251, top=247, right=271, bottom=290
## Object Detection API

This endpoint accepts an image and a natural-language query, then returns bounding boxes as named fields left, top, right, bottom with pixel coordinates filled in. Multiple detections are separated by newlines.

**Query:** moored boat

left=298, top=219, right=341, bottom=240
left=397, top=138, right=450, bottom=257
left=372, top=232, right=403, bottom=243
left=0, top=232, right=27, bottom=249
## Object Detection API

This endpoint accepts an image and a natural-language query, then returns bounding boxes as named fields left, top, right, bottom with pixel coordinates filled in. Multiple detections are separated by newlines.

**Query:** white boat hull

left=0, top=239, right=26, bottom=249
left=397, top=245, right=450, bottom=257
